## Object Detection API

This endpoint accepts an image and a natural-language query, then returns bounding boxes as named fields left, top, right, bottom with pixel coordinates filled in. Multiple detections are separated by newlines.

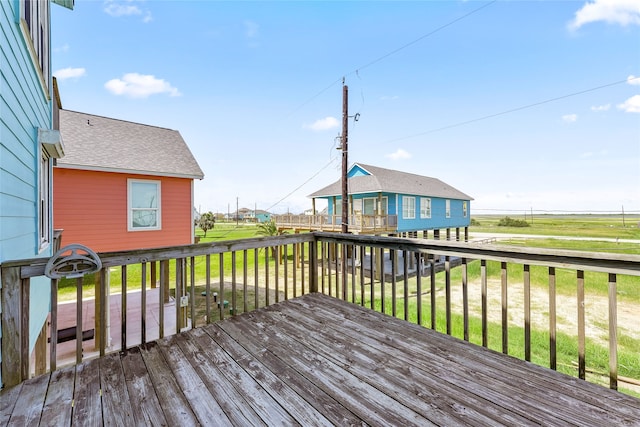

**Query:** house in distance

left=274, top=163, right=473, bottom=240
left=54, top=110, right=204, bottom=252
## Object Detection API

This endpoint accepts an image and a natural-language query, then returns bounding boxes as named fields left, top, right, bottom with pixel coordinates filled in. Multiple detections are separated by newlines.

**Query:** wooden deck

left=2, top=293, right=639, bottom=426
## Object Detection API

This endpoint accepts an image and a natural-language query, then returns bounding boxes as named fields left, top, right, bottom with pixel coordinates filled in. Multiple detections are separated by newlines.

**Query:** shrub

left=497, top=216, right=530, bottom=227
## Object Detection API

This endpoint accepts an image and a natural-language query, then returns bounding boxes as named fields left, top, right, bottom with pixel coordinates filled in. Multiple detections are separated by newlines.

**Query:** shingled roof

left=309, top=163, right=472, bottom=200
left=57, top=110, right=204, bottom=179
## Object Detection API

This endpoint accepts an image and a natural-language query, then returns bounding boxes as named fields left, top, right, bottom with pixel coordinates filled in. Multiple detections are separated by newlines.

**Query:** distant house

left=275, top=163, right=472, bottom=237
left=228, top=208, right=271, bottom=223
left=0, top=0, right=74, bottom=387
left=54, top=110, right=204, bottom=252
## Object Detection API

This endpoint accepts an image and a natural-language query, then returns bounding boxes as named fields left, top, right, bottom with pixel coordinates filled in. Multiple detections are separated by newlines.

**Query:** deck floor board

left=2, top=292, right=640, bottom=426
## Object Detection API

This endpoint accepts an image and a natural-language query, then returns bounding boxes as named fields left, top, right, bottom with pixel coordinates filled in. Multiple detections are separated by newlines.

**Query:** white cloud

left=306, top=116, right=339, bottom=131
left=590, top=103, right=611, bottom=111
left=54, top=67, right=86, bottom=80
left=104, top=73, right=181, bottom=98
left=380, top=95, right=399, bottom=101
left=562, top=114, right=578, bottom=123
left=569, top=0, right=640, bottom=30
left=628, top=75, right=640, bottom=85
left=617, top=94, right=640, bottom=112
left=104, top=0, right=152, bottom=22
left=386, top=148, right=412, bottom=160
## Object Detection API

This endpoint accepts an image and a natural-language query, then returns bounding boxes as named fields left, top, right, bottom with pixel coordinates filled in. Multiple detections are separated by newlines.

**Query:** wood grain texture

left=1, top=293, right=639, bottom=426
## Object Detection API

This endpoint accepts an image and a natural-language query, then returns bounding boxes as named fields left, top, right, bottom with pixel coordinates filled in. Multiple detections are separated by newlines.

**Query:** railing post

left=1, top=266, right=29, bottom=387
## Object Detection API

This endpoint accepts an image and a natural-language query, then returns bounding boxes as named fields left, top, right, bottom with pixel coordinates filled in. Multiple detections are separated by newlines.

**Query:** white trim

left=402, top=196, right=415, bottom=219
left=127, top=179, right=162, bottom=231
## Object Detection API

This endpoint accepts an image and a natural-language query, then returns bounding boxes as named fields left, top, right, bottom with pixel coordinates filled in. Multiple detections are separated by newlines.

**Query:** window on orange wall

left=128, top=179, right=161, bottom=231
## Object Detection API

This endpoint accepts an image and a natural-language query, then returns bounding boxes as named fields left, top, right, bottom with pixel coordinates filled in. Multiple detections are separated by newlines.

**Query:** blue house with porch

left=0, top=0, right=74, bottom=387
left=304, top=163, right=473, bottom=238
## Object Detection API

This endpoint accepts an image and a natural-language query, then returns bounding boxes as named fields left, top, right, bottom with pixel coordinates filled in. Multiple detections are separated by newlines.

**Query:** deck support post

left=1, top=266, right=28, bottom=387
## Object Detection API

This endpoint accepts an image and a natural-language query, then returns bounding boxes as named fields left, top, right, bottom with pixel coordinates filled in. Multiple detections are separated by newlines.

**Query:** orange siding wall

left=53, top=169, right=194, bottom=253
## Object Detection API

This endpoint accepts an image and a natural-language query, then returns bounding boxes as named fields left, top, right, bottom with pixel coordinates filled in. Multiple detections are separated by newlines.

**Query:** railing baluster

left=190, top=257, right=196, bottom=328
left=481, top=260, right=487, bottom=347
left=100, top=268, right=108, bottom=353
left=369, top=246, right=374, bottom=310
left=231, top=251, right=237, bottom=315
left=321, top=241, right=326, bottom=294
left=206, top=254, right=211, bottom=323
left=275, top=246, right=280, bottom=303
left=301, top=242, right=306, bottom=296
left=243, top=250, right=248, bottom=312
left=403, top=250, right=409, bottom=321
left=220, top=253, right=226, bottom=321
left=577, top=270, right=585, bottom=380
left=391, top=249, right=397, bottom=317
left=462, top=257, right=468, bottom=342
left=359, top=246, right=365, bottom=306
left=264, top=247, right=269, bottom=307
left=121, top=266, right=127, bottom=351
left=416, top=253, right=422, bottom=327
left=380, top=247, right=386, bottom=315
left=176, top=259, right=183, bottom=333
left=351, top=244, right=356, bottom=303
left=254, top=248, right=258, bottom=309
left=141, top=262, right=147, bottom=343
left=445, top=256, right=451, bottom=335
left=294, top=243, right=299, bottom=298
left=524, top=264, right=530, bottom=361
left=608, top=273, right=618, bottom=390
left=549, top=266, right=557, bottom=370
left=430, top=257, right=436, bottom=330
left=501, top=262, right=508, bottom=354
left=341, top=243, right=347, bottom=301
left=50, top=278, right=58, bottom=372
left=76, top=276, right=83, bottom=364
left=284, top=244, right=289, bottom=300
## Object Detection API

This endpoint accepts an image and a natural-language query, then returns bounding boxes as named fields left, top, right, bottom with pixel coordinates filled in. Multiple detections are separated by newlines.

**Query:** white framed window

left=128, top=179, right=161, bottom=231
left=446, top=199, right=451, bottom=218
left=420, top=197, right=431, bottom=218
left=463, top=201, right=468, bottom=218
left=21, top=0, right=51, bottom=95
left=402, top=196, right=415, bottom=219
left=38, top=149, right=51, bottom=250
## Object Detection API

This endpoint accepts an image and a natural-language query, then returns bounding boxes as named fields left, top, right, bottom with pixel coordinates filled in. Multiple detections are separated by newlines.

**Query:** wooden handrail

left=1, top=232, right=639, bottom=392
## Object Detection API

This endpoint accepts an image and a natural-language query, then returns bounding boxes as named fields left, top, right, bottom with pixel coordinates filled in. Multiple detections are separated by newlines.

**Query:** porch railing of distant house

left=272, top=214, right=398, bottom=233
left=1, top=232, right=639, bottom=393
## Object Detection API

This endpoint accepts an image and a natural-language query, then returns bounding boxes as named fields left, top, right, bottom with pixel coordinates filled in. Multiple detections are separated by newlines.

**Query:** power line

left=286, top=1, right=497, bottom=119
left=384, top=77, right=637, bottom=143
left=264, top=156, right=338, bottom=213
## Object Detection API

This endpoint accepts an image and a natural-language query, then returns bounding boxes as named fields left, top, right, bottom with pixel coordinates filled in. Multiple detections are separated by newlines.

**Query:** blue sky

left=52, top=0, right=640, bottom=215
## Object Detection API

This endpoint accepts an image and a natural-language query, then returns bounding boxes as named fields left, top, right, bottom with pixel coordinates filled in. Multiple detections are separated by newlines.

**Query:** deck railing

left=1, top=232, right=639, bottom=394
left=272, top=214, right=398, bottom=233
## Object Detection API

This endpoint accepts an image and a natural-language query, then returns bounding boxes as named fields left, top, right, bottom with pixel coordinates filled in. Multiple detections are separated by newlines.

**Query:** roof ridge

left=61, top=109, right=178, bottom=132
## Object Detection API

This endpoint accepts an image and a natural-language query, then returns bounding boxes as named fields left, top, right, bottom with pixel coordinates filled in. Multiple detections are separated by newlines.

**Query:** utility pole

left=341, top=81, right=349, bottom=234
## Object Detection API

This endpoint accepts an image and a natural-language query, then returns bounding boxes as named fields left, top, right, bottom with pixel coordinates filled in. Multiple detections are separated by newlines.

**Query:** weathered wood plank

left=171, top=330, right=267, bottom=427
left=71, top=359, right=103, bottom=427
left=253, top=301, right=534, bottom=426
left=0, top=383, right=23, bottom=425
left=218, top=311, right=430, bottom=426
left=202, top=324, right=340, bottom=426
left=5, top=372, right=49, bottom=426
left=182, top=326, right=299, bottom=426
left=40, top=366, right=76, bottom=425
left=156, top=335, right=232, bottom=426
left=138, top=341, right=199, bottom=426
left=301, top=293, right=640, bottom=425
left=100, top=353, right=137, bottom=426
left=120, top=346, right=167, bottom=426
left=1, top=266, right=23, bottom=387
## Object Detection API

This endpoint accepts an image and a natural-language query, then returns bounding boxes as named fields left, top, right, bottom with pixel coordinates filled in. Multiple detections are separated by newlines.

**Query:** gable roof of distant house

left=57, top=109, right=204, bottom=179
left=309, top=163, right=473, bottom=200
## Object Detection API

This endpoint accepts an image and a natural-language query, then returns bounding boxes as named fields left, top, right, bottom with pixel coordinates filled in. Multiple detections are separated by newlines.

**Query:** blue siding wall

left=1, top=0, right=55, bottom=383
